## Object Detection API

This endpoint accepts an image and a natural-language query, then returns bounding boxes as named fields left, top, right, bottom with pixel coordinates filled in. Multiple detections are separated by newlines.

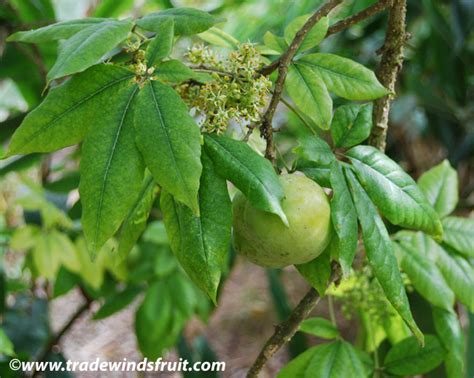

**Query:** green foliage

left=5, top=65, right=135, bottom=156
left=295, top=248, right=331, bottom=296
left=383, top=335, right=445, bottom=376
left=297, top=54, right=388, bottom=101
left=145, top=18, right=174, bottom=66
left=299, top=317, right=339, bottom=339
left=329, top=162, right=357, bottom=276
left=331, top=103, right=373, bottom=148
left=47, top=20, right=133, bottom=82
left=203, top=134, right=288, bottom=225
left=137, top=8, right=220, bottom=36
left=418, top=160, right=459, bottom=217
left=286, top=64, right=332, bottom=130
left=284, top=16, right=328, bottom=52
left=135, top=80, right=202, bottom=214
left=2, top=3, right=472, bottom=374
left=346, top=145, right=443, bottom=238
left=278, top=340, right=371, bottom=378
left=345, top=168, right=423, bottom=343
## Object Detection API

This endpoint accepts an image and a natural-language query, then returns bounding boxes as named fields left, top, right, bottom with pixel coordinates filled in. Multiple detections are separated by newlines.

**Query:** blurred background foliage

left=0, top=0, right=473, bottom=377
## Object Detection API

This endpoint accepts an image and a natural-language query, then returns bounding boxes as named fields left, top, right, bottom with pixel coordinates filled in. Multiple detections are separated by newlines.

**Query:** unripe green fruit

left=232, top=173, right=332, bottom=268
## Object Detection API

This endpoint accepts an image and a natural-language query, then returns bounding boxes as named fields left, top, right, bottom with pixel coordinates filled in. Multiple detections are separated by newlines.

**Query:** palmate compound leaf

left=80, top=81, right=145, bottom=255
left=278, top=340, right=372, bottom=378
left=145, top=18, right=174, bottom=67
left=329, top=162, right=358, bottom=276
left=286, top=64, right=332, bottom=130
left=346, top=145, right=443, bottom=239
left=134, top=80, right=202, bottom=213
left=418, top=159, right=459, bottom=217
left=7, top=18, right=110, bottom=43
left=203, top=134, right=288, bottom=226
left=47, top=19, right=134, bottom=82
left=299, top=317, right=340, bottom=339
left=297, top=53, right=388, bottom=101
left=345, top=168, right=424, bottom=344
left=160, top=151, right=232, bottom=302
left=383, top=335, right=445, bottom=376
left=5, top=64, right=135, bottom=157
left=394, top=241, right=455, bottom=311
left=137, top=8, right=220, bottom=36
left=432, top=307, right=466, bottom=378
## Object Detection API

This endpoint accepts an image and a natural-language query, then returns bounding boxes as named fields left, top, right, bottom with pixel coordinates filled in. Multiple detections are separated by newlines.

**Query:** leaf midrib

left=92, top=85, right=139, bottom=249
left=205, top=136, right=280, bottom=210
left=298, top=56, right=375, bottom=86
left=14, top=72, right=134, bottom=153
left=148, top=80, right=194, bottom=208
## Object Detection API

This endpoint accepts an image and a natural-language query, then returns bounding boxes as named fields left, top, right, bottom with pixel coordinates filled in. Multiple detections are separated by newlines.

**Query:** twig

left=369, top=0, right=407, bottom=151
left=247, top=264, right=341, bottom=377
left=258, top=0, right=391, bottom=77
left=326, top=0, right=392, bottom=36
left=260, top=0, right=342, bottom=163
left=32, top=298, right=92, bottom=377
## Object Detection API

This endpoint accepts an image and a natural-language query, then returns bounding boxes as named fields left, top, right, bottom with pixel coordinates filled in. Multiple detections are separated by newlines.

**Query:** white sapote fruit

left=232, top=173, right=332, bottom=268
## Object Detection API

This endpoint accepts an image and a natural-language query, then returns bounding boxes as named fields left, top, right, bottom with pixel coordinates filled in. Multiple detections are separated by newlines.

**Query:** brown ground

left=50, top=257, right=348, bottom=378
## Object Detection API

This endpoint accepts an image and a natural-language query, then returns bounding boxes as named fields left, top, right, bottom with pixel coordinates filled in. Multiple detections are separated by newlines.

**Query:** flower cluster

left=178, top=43, right=271, bottom=134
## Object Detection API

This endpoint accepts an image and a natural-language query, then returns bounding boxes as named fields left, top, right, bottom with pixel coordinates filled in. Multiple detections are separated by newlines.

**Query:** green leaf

left=346, top=145, right=443, bottom=238
left=300, top=317, right=340, bottom=339
left=53, top=267, right=79, bottom=298
left=263, top=31, right=288, bottom=55
left=284, top=15, right=328, bottom=52
left=135, top=280, right=186, bottom=359
left=278, top=341, right=371, bottom=378
left=0, top=328, right=14, bottom=356
left=198, top=27, right=239, bottom=49
left=441, top=216, right=474, bottom=257
left=5, top=64, right=135, bottom=157
left=293, top=135, right=335, bottom=166
left=134, top=80, right=201, bottom=213
left=93, top=286, right=142, bottom=320
left=394, top=241, right=455, bottom=310
left=384, top=335, right=445, bottom=376
left=295, top=247, right=331, bottom=295
left=137, top=8, right=219, bottom=36
left=286, top=64, right=332, bottom=130
left=418, top=160, right=458, bottom=217
left=298, top=53, right=388, bottom=100
left=432, top=307, right=466, bottom=378
left=331, top=103, right=373, bottom=148
left=47, top=20, right=133, bottom=82
left=329, top=162, right=357, bottom=276
left=7, top=18, right=109, bottom=43
left=32, top=233, right=61, bottom=279
left=80, top=84, right=144, bottom=254
left=154, top=59, right=206, bottom=84
left=145, top=18, right=174, bottom=66
left=203, top=134, right=288, bottom=225
left=93, top=0, right=133, bottom=17
left=435, top=245, right=474, bottom=312
left=345, top=168, right=423, bottom=344
left=160, top=151, right=231, bottom=302
left=296, top=160, right=331, bottom=188
left=118, top=175, right=157, bottom=257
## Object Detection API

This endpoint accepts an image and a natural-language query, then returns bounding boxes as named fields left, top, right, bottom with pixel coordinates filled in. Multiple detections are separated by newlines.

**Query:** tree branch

left=369, top=0, right=407, bottom=151
left=259, top=0, right=392, bottom=77
left=32, top=297, right=92, bottom=377
left=260, top=0, right=342, bottom=163
left=326, top=0, right=392, bottom=36
left=246, top=264, right=341, bottom=377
